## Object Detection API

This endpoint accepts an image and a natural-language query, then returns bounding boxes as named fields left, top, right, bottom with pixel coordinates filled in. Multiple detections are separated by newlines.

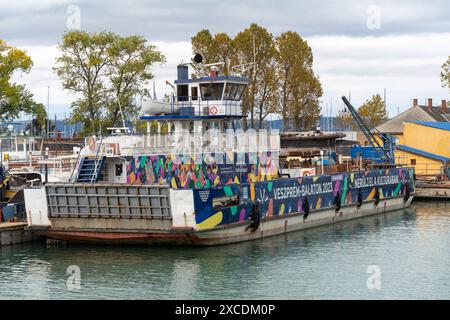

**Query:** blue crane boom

left=341, top=96, right=394, bottom=163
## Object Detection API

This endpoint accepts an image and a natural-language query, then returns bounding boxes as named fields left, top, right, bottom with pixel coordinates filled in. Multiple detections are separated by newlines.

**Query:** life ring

left=88, top=136, right=96, bottom=151
left=209, top=106, right=218, bottom=115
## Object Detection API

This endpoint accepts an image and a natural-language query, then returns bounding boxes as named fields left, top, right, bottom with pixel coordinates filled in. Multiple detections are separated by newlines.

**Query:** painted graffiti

left=192, top=168, right=415, bottom=230
left=126, top=152, right=279, bottom=189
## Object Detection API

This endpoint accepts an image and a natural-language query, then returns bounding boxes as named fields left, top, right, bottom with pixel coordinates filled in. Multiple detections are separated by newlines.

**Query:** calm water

left=1, top=202, right=450, bottom=300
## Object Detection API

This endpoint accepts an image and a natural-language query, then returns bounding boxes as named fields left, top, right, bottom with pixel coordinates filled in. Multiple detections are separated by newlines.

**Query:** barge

left=24, top=60, right=415, bottom=246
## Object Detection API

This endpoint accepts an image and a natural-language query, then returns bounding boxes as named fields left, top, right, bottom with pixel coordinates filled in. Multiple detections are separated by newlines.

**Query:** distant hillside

left=0, top=120, right=83, bottom=138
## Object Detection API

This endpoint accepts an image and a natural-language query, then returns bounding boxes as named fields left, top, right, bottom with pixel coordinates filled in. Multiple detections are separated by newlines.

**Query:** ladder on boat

left=77, top=156, right=106, bottom=182
left=72, top=137, right=106, bottom=183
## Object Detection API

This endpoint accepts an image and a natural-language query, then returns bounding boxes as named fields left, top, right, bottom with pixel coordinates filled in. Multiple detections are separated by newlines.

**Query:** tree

left=276, top=31, right=322, bottom=130
left=191, top=30, right=235, bottom=76
left=290, top=74, right=322, bottom=130
left=233, top=24, right=277, bottom=128
left=0, top=39, right=45, bottom=121
left=336, top=108, right=354, bottom=130
left=441, top=56, right=449, bottom=93
left=54, top=30, right=117, bottom=134
left=190, top=25, right=323, bottom=130
left=358, top=94, right=388, bottom=129
left=54, top=31, right=165, bottom=134
left=105, top=35, right=165, bottom=128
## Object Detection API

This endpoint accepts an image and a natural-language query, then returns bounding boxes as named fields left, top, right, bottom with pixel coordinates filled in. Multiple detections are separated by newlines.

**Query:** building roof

left=396, top=144, right=450, bottom=162
left=412, top=121, right=450, bottom=131
left=376, top=105, right=449, bottom=135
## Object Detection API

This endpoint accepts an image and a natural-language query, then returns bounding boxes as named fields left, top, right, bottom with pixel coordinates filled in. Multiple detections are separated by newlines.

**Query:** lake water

left=1, top=201, right=449, bottom=299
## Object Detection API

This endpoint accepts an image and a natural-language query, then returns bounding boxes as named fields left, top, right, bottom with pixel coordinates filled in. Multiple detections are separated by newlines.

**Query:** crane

left=341, top=96, right=394, bottom=164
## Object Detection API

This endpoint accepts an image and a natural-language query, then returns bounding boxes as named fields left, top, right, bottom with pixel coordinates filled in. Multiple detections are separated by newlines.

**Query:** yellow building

left=374, top=98, right=449, bottom=175
left=376, top=98, right=449, bottom=144
left=395, top=122, right=450, bottom=175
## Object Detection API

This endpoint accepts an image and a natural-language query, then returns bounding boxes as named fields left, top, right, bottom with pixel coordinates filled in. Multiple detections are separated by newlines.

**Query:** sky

left=1, top=0, right=449, bottom=119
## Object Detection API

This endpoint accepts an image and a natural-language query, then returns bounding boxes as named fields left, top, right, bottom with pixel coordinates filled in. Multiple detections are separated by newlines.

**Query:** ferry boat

left=24, top=61, right=415, bottom=245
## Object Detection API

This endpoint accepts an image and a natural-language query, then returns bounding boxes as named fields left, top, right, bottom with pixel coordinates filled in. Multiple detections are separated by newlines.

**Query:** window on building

left=200, top=83, right=224, bottom=101
left=411, top=159, right=417, bottom=165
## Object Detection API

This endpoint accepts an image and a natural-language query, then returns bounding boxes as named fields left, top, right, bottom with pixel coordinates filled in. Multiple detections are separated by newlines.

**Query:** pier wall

left=0, top=223, right=36, bottom=246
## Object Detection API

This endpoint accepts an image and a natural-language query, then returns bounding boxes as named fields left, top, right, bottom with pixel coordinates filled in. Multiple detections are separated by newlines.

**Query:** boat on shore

left=23, top=59, right=415, bottom=246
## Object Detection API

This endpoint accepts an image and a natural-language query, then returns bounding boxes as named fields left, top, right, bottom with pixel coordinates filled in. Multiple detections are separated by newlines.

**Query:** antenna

left=230, top=36, right=257, bottom=76
left=117, top=98, right=127, bottom=130
left=253, top=35, right=256, bottom=75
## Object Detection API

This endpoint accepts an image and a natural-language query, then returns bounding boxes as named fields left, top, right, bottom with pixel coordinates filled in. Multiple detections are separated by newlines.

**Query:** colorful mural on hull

left=126, top=152, right=279, bottom=189
left=192, top=168, right=415, bottom=230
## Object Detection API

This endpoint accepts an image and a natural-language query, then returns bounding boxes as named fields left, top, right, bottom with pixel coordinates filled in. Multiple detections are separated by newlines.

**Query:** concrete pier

left=0, top=223, right=37, bottom=246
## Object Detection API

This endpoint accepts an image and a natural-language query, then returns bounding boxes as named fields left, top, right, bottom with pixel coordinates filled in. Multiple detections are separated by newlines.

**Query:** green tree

left=441, top=56, right=450, bottom=93
left=54, top=30, right=117, bottom=134
left=276, top=31, right=322, bottom=130
left=0, top=39, right=45, bottom=121
left=105, top=35, right=165, bottom=128
left=54, top=31, right=165, bottom=134
left=358, top=94, right=388, bottom=129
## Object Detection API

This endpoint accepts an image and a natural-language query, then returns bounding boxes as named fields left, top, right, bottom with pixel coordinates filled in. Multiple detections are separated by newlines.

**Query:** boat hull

left=31, top=195, right=413, bottom=246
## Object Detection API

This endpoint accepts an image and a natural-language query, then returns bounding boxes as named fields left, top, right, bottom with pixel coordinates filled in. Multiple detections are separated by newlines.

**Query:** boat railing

left=118, top=132, right=279, bottom=156
left=169, top=95, right=242, bottom=117
left=69, top=151, right=82, bottom=182
left=90, top=136, right=104, bottom=183
left=89, top=130, right=280, bottom=158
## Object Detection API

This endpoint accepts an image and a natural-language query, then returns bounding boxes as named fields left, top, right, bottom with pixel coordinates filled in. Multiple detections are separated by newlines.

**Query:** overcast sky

left=1, top=0, right=449, bottom=119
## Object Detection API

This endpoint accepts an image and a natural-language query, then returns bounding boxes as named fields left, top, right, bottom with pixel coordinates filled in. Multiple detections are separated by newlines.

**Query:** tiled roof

left=396, top=144, right=450, bottom=162
left=419, top=106, right=449, bottom=121
left=376, top=105, right=449, bottom=134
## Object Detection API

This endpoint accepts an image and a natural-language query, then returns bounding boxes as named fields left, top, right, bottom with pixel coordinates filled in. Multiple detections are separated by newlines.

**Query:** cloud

left=1, top=0, right=449, bottom=45
left=2, top=0, right=449, bottom=119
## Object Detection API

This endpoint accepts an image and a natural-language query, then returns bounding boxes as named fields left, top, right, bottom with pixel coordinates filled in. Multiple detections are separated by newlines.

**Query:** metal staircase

left=72, top=137, right=106, bottom=183
left=77, top=156, right=106, bottom=182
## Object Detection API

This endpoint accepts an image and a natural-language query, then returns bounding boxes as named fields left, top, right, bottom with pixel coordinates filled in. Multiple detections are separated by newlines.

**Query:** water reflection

left=1, top=204, right=449, bottom=299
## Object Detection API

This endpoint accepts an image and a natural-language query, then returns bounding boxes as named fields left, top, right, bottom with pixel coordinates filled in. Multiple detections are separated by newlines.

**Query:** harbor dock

left=0, top=222, right=37, bottom=246
left=415, top=181, right=450, bottom=200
